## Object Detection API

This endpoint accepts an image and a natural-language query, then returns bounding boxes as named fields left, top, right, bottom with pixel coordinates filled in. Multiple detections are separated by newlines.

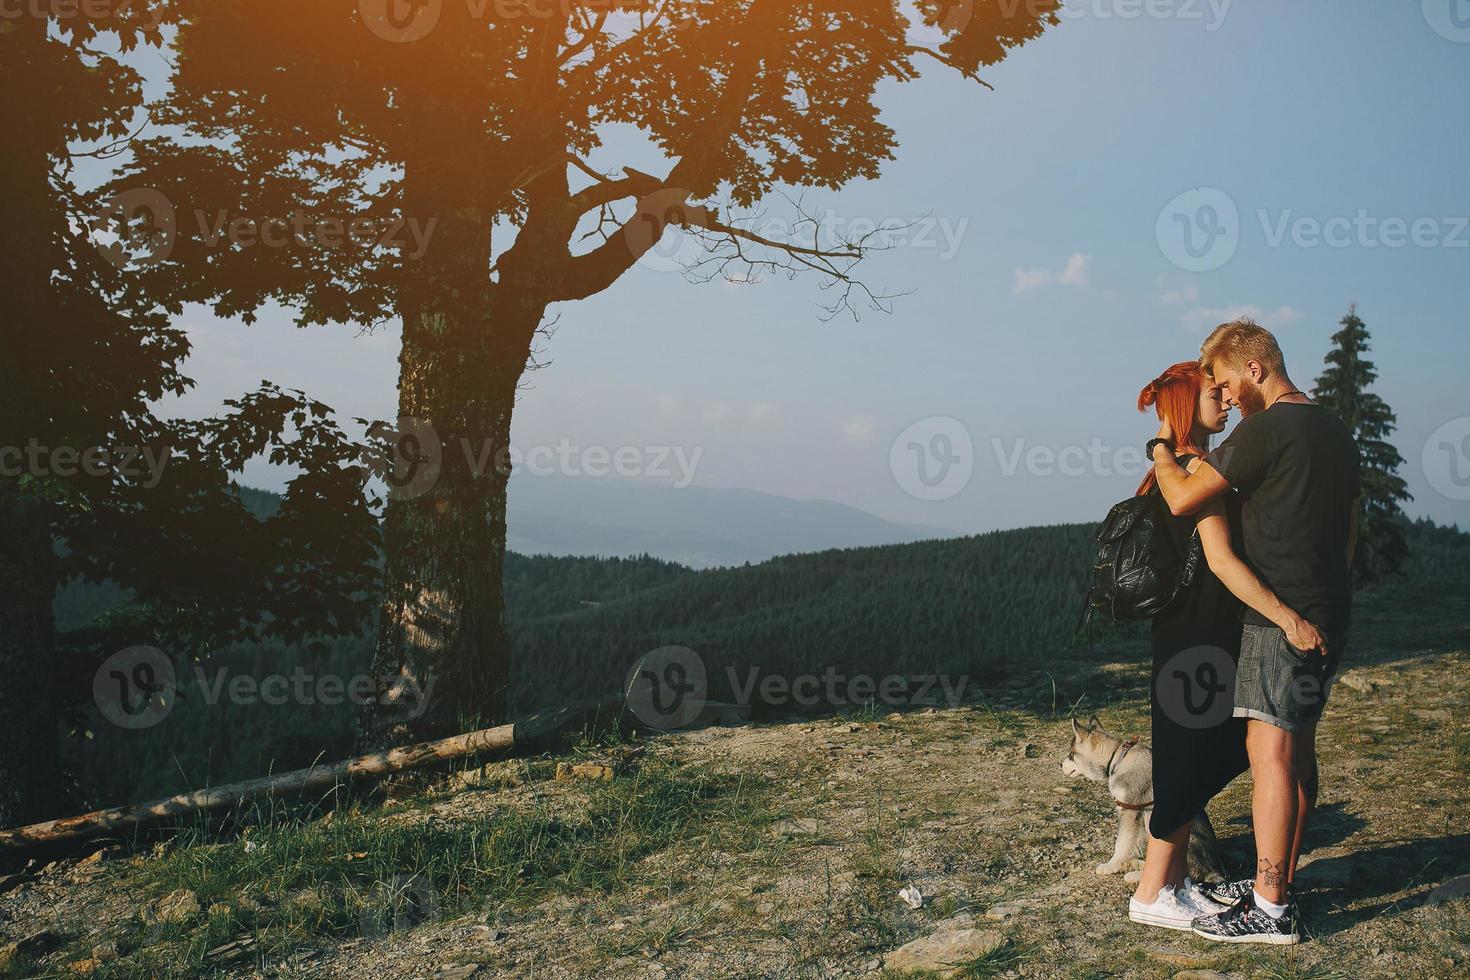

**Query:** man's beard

left=1235, top=377, right=1267, bottom=416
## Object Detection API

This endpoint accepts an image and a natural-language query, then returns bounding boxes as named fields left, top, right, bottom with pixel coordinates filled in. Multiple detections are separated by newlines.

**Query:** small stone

left=91, top=942, right=119, bottom=963
left=554, top=761, right=615, bottom=782
left=68, top=958, right=103, bottom=975
left=882, top=928, right=1004, bottom=976
left=983, top=905, right=1021, bottom=921
left=0, top=931, right=62, bottom=970
left=468, top=924, right=504, bottom=942
left=433, top=966, right=482, bottom=980
left=141, top=888, right=201, bottom=926
left=1173, top=972, right=1239, bottom=980
left=1335, top=671, right=1375, bottom=694
left=1355, top=733, right=1376, bottom=744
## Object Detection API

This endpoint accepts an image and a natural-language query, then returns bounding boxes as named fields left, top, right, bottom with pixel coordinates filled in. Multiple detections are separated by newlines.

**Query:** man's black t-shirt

left=1205, top=402, right=1361, bottom=633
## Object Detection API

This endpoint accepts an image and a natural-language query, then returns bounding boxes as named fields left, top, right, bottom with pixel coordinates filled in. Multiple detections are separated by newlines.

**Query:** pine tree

left=1313, top=305, right=1412, bottom=585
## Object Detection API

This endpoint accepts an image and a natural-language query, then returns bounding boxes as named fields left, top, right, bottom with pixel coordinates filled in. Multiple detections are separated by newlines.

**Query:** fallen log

left=0, top=713, right=550, bottom=852
left=0, top=690, right=758, bottom=852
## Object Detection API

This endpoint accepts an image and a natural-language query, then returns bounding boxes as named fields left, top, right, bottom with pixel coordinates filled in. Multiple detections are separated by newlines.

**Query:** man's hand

left=1283, top=616, right=1328, bottom=657
left=1155, top=417, right=1174, bottom=443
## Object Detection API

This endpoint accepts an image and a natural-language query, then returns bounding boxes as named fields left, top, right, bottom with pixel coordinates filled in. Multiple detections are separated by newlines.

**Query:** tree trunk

left=0, top=13, right=61, bottom=828
left=361, top=99, right=543, bottom=746
left=0, top=488, right=59, bottom=829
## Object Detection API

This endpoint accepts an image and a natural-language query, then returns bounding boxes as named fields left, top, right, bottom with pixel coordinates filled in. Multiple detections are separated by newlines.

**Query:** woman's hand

left=1283, top=614, right=1328, bottom=656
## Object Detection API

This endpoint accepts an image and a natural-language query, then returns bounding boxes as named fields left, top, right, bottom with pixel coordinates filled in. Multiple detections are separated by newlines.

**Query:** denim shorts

left=1233, top=623, right=1348, bottom=733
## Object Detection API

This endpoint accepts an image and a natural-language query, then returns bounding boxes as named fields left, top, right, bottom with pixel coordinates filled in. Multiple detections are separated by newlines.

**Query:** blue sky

left=117, top=1, right=1470, bottom=533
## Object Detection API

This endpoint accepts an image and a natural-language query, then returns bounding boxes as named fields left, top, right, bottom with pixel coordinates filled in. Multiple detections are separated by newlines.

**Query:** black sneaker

left=1200, top=877, right=1297, bottom=906
left=1191, top=893, right=1301, bottom=945
left=1198, top=877, right=1253, bottom=905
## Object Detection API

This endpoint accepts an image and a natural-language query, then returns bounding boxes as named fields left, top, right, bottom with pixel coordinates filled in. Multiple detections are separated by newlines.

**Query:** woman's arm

left=1194, top=496, right=1327, bottom=655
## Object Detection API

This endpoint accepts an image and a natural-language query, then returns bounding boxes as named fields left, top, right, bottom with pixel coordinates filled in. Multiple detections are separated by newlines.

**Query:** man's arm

left=1150, top=429, right=1231, bottom=516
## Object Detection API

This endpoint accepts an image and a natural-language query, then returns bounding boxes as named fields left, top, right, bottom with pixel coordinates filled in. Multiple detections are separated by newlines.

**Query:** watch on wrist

left=1145, top=437, right=1175, bottom=458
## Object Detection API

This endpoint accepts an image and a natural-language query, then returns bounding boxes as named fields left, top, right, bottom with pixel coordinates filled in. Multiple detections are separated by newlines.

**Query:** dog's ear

left=1087, top=714, right=1102, bottom=732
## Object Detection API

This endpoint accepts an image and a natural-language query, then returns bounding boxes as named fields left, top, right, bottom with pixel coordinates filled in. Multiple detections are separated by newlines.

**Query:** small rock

left=141, top=888, right=201, bottom=926
left=1412, top=708, right=1453, bottom=724
left=91, top=942, right=119, bottom=963
left=68, top=957, right=103, bottom=975
left=1355, top=733, right=1377, bottom=744
left=1174, top=972, right=1239, bottom=980
left=207, top=902, right=233, bottom=919
left=983, top=905, right=1021, bottom=921
left=1053, top=785, right=1075, bottom=794
left=554, top=761, right=615, bottom=782
left=882, top=928, right=1004, bottom=976
left=433, top=966, right=482, bottom=980
left=206, top=937, right=259, bottom=963
left=1335, top=671, right=1376, bottom=694
left=0, top=931, right=62, bottom=970
left=468, top=924, right=505, bottom=942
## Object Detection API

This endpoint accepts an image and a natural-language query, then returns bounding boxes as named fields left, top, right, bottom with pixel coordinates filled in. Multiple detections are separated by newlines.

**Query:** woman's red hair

left=1137, top=360, right=1210, bottom=495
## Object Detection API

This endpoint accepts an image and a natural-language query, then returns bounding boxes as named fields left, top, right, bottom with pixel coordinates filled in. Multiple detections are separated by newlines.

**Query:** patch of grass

left=954, top=937, right=1036, bottom=978
left=86, top=757, right=769, bottom=975
left=1448, top=725, right=1470, bottom=773
left=1249, top=960, right=1351, bottom=980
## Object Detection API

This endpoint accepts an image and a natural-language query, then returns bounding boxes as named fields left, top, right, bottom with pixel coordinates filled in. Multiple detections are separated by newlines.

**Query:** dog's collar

left=1105, top=738, right=1152, bottom=810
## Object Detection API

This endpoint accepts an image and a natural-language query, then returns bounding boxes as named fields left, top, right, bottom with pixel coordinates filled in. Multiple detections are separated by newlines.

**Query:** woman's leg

left=1133, top=819, right=1191, bottom=903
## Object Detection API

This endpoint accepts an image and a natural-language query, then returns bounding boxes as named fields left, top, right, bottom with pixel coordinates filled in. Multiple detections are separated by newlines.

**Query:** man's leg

left=1245, top=718, right=1297, bottom=905
left=1287, top=718, right=1318, bottom=883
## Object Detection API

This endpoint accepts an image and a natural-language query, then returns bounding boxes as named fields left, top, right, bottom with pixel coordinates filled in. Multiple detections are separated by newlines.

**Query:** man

left=1148, top=318, right=1360, bottom=945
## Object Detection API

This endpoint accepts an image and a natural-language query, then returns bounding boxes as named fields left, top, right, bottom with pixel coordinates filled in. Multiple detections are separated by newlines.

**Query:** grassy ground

left=2, top=576, right=1467, bottom=978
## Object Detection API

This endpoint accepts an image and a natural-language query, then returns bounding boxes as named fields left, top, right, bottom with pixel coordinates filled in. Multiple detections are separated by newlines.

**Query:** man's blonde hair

left=1200, top=317, right=1285, bottom=379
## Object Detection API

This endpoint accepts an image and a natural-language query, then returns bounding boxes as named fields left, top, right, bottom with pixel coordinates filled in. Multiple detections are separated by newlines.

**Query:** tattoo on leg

left=1258, top=858, right=1287, bottom=889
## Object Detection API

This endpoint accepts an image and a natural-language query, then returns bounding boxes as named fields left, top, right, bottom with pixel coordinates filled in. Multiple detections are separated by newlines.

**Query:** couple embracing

left=1126, top=318, right=1361, bottom=944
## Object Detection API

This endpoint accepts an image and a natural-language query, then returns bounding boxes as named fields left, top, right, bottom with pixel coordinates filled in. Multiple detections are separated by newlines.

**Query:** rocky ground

left=3, top=594, right=1469, bottom=979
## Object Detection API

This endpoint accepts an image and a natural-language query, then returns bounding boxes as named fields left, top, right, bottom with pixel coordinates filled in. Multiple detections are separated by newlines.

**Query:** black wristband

left=1145, top=438, right=1175, bottom=459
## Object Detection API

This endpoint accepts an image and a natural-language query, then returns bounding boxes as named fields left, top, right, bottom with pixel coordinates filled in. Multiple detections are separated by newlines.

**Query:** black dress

left=1147, top=455, right=1250, bottom=840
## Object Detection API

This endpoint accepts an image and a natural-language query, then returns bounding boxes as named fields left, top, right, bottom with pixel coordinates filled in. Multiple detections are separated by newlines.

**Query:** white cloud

left=1157, top=282, right=1200, bottom=305
left=748, top=401, right=782, bottom=424
left=842, top=416, right=876, bottom=444
left=1014, top=252, right=1091, bottom=294
left=1180, top=304, right=1304, bottom=333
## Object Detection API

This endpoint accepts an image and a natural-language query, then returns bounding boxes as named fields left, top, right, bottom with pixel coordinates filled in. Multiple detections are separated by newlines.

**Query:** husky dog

left=1061, top=715, right=1227, bottom=882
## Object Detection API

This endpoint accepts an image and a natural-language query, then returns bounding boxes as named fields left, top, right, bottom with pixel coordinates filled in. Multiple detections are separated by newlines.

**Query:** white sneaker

left=1129, top=885, right=1197, bottom=931
left=1178, top=876, right=1231, bottom=915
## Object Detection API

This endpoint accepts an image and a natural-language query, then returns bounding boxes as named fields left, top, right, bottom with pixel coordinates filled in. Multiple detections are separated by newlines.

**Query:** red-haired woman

left=1127, top=362, right=1322, bottom=931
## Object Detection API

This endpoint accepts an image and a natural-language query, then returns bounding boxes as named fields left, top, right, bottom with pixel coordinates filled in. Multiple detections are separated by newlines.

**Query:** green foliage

left=1313, top=305, right=1413, bottom=585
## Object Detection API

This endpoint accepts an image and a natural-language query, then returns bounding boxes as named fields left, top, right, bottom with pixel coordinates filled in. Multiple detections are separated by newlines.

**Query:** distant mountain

left=507, top=476, right=955, bottom=568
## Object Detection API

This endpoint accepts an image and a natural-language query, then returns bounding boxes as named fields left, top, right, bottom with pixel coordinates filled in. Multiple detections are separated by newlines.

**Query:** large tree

left=1, top=4, right=379, bottom=828
left=1313, top=304, right=1412, bottom=585
left=108, top=0, right=1061, bottom=746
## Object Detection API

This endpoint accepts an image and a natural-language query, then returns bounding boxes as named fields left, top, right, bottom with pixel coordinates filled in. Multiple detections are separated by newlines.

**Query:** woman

left=1127, top=361, right=1323, bottom=931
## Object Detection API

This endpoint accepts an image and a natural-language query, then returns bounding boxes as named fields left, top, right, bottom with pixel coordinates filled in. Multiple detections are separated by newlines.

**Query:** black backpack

left=1077, top=488, right=1204, bottom=631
